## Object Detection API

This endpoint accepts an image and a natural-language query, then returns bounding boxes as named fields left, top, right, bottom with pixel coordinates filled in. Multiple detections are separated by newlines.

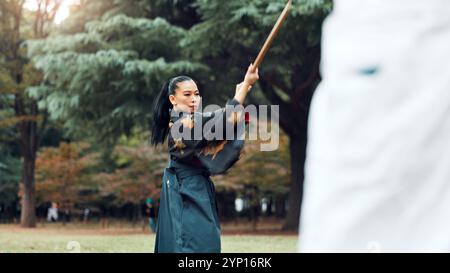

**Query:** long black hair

left=151, top=75, right=194, bottom=146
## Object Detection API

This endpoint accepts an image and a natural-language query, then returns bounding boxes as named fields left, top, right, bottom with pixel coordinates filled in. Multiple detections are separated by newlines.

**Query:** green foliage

left=56, top=0, right=115, bottom=34
left=85, top=15, right=188, bottom=59
left=183, top=0, right=332, bottom=101
left=27, top=0, right=332, bottom=146
left=0, top=153, right=21, bottom=204
left=27, top=14, right=207, bottom=145
left=14, top=0, right=332, bottom=217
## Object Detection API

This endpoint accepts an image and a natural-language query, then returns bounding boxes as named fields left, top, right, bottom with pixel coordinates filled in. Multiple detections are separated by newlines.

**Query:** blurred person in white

left=299, top=0, right=450, bottom=252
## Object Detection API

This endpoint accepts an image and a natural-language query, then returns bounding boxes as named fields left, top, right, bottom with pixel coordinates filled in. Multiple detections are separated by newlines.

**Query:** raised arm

left=233, top=63, right=259, bottom=105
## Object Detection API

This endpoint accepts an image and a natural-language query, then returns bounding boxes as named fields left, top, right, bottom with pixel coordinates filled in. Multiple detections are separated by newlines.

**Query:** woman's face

left=169, top=80, right=201, bottom=113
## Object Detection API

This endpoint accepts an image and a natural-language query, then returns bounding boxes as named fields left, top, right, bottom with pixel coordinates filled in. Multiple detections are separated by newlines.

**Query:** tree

left=0, top=152, right=21, bottom=211
left=0, top=0, right=63, bottom=227
left=33, top=132, right=167, bottom=223
left=27, top=13, right=207, bottom=147
left=34, top=142, right=98, bottom=222
left=1, top=78, right=22, bottom=221
left=182, top=0, right=332, bottom=230
left=92, top=141, right=167, bottom=224
left=21, top=0, right=206, bottom=225
left=24, top=0, right=332, bottom=231
left=214, top=127, right=291, bottom=230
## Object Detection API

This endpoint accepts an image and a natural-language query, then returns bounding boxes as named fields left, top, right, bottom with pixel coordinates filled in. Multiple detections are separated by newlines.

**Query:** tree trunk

left=16, top=98, right=40, bottom=228
left=4, top=0, right=49, bottom=229
left=274, top=194, right=286, bottom=218
left=266, top=196, right=273, bottom=217
left=258, top=77, right=312, bottom=231
left=21, top=156, right=37, bottom=227
left=282, top=132, right=307, bottom=231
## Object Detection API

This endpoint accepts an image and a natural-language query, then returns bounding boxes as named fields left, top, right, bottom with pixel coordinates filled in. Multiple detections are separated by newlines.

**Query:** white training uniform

left=299, top=0, right=450, bottom=252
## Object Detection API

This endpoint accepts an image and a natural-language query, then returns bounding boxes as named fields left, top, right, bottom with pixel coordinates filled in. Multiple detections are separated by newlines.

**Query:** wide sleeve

left=168, top=98, right=243, bottom=160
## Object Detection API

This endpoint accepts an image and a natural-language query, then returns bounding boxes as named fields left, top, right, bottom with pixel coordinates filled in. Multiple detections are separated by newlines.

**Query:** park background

left=0, top=0, right=332, bottom=252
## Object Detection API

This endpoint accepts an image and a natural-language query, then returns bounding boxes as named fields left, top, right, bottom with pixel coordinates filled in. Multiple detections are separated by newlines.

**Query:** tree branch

left=258, top=78, right=297, bottom=136
left=37, top=110, right=48, bottom=147
left=265, top=71, right=294, bottom=98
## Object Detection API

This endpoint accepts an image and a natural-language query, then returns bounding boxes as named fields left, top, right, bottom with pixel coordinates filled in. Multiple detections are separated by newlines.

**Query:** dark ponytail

left=151, top=75, right=194, bottom=146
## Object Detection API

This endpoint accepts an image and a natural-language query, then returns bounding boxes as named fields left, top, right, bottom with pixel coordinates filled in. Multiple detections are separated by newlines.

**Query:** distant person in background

left=47, top=202, right=58, bottom=222
left=299, top=0, right=450, bottom=252
left=83, top=208, right=90, bottom=224
left=145, top=198, right=156, bottom=233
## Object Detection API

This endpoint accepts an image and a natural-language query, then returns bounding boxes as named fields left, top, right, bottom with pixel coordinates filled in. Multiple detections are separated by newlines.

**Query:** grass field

left=0, top=222, right=298, bottom=253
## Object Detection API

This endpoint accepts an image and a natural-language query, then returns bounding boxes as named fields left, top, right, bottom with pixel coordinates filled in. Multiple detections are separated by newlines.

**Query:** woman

left=151, top=64, right=259, bottom=253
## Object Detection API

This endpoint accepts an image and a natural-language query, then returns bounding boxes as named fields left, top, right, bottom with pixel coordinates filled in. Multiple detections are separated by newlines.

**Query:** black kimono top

left=167, top=98, right=244, bottom=172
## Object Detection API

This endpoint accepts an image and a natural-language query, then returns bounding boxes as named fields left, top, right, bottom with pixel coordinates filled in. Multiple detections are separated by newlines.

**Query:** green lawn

left=0, top=224, right=298, bottom=253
